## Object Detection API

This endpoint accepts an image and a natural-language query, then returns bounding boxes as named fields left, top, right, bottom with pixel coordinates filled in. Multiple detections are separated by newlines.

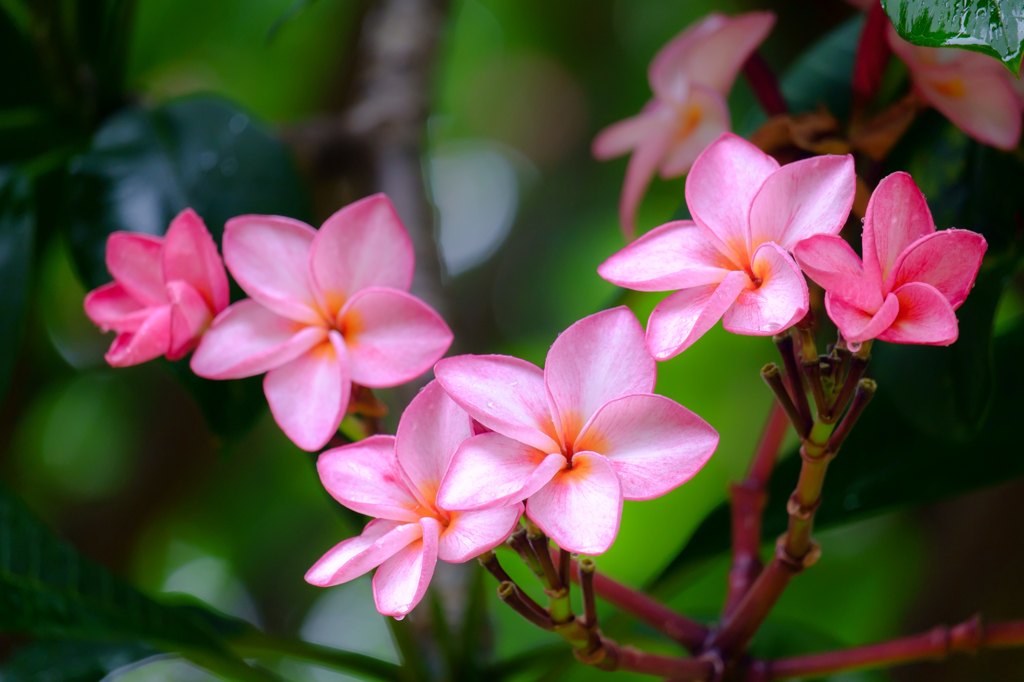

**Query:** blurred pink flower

left=433, top=307, right=718, bottom=555
left=795, top=172, right=986, bottom=347
left=305, top=381, right=522, bottom=618
left=84, top=209, right=229, bottom=368
left=887, top=27, right=1022, bottom=150
left=592, top=11, right=776, bottom=240
left=191, top=194, right=453, bottom=452
left=599, top=133, right=855, bottom=360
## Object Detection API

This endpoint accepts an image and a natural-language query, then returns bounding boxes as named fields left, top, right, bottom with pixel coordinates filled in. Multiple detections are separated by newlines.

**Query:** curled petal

left=104, top=305, right=171, bottom=367
left=657, top=85, right=731, bottom=177
left=341, top=287, right=453, bottom=389
left=438, top=503, right=523, bottom=563
left=877, top=282, right=959, bottom=345
left=576, top=394, right=718, bottom=501
left=304, top=519, right=419, bottom=587
left=598, top=220, right=734, bottom=292
left=162, top=209, right=229, bottom=313
left=619, top=126, right=675, bottom=241
left=166, top=281, right=213, bottom=360
left=646, top=270, right=749, bottom=360
left=84, top=282, right=151, bottom=333
left=105, top=232, right=166, bottom=307
left=544, top=307, right=655, bottom=444
left=888, top=229, right=987, bottom=308
left=190, top=299, right=327, bottom=379
left=223, top=215, right=322, bottom=325
left=373, top=517, right=440, bottom=618
left=794, top=235, right=883, bottom=313
left=311, top=194, right=415, bottom=318
left=264, top=331, right=350, bottom=452
left=436, top=433, right=565, bottom=511
left=317, top=434, right=421, bottom=522
left=434, top=355, right=559, bottom=453
left=723, top=242, right=809, bottom=336
left=527, top=451, right=623, bottom=555
left=825, top=292, right=900, bottom=344
left=862, top=172, right=934, bottom=288
left=748, top=154, right=856, bottom=252
left=592, top=102, right=673, bottom=159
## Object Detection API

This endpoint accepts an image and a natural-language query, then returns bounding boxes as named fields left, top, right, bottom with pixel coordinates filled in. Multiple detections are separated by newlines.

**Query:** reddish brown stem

left=774, top=334, right=812, bottom=433
left=747, top=401, right=790, bottom=487
left=851, top=1, right=892, bottom=119
left=743, top=52, right=788, bottom=117
left=753, top=615, right=1024, bottom=680
left=601, top=640, right=718, bottom=680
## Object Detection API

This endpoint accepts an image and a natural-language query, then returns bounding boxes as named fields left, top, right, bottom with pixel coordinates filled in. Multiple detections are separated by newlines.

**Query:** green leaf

left=0, top=168, right=35, bottom=401
left=0, top=640, right=157, bottom=682
left=882, top=0, right=1024, bottom=74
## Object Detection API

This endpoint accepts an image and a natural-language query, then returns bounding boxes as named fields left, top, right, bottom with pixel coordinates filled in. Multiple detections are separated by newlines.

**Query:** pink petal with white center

left=396, top=381, right=474, bottom=509
left=340, top=287, right=453, bottom=389
left=304, top=519, right=419, bottom=587
left=436, top=433, right=565, bottom=511
left=619, top=125, right=676, bottom=241
left=317, top=435, right=422, bottom=522
left=888, top=229, right=987, bottom=308
left=373, top=517, right=440, bottom=618
left=598, top=220, right=733, bottom=292
left=592, top=101, right=673, bottom=159
left=527, top=451, right=623, bottom=555
left=264, top=331, right=350, bottom=452
left=686, top=133, right=780, bottom=265
left=647, top=270, right=750, bottom=360
left=84, top=282, right=150, bottom=333
left=105, top=232, right=166, bottom=306
left=165, top=280, right=213, bottom=360
left=723, top=242, right=809, bottom=336
left=862, top=172, right=934, bottom=288
left=223, top=215, right=322, bottom=325
left=190, top=299, right=327, bottom=379
left=794, top=235, right=884, bottom=313
left=576, top=394, right=718, bottom=501
left=877, top=282, right=959, bottom=345
left=311, top=194, right=415, bottom=318
left=825, top=291, right=900, bottom=344
left=657, top=85, right=732, bottom=177
left=434, top=355, right=560, bottom=453
left=649, top=12, right=776, bottom=98
left=544, top=307, right=655, bottom=444
left=748, top=154, right=856, bottom=252
left=437, top=503, right=524, bottom=563
left=104, top=305, right=172, bottom=367
left=161, top=209, right=229, bottom=313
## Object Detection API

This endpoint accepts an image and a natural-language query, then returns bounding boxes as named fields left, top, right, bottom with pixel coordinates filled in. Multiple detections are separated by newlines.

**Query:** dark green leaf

left=0, top=640, right=158, bottom=682
left=0, top=168, right=35, bottom=401
left=267, top=0, right=321, bottom=41
left=882, top=0, right=1024, bottom=74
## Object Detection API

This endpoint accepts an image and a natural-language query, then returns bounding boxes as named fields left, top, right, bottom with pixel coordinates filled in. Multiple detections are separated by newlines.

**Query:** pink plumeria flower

left=599, top=133, right=855, bottom=360
left=887, top=27, right=1022, bottom=150
left=84, top=209, right=229, bottom=367
left=794, top=172, right=986, bottom=347
left=305, top=381, right=523, bottom=618
left=190, top=194, right=453, bottom=452
left=433, top=307, right=719, bottom=555
left=592, top=12, right=776, bottom=240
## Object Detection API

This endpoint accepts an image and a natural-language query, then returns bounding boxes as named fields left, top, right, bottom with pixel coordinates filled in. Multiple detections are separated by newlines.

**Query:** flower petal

left=105, top=232, right=166, bottom=307
left=190, top=299, right=327, bottom=379
left=264, top=331, right=350, bottom=452
left=825, top=291, right=900, bottom=344
left=576, top=394, right=718, bottom=501
left=396, top=381, right=474, bottom=509
left=598, top=220, right=733, bottom=292
left=748, top=154, right=856, bottom=252
left=619, top=126, right=675, bottom=241
left=862, top=172, right=935, bottom=289
left=592, top=102, right=673, bottom=159
left=646, top=270, right=749, bottom=360
left=657, top=85, right=731, bottom=177
left=341, top=287, right=453, bottom=389
left=103, top=305, right=171, bottom=367
left=794, top=235, right=884, bottom=313
left=304, top=519, right=419, bottom=587
left=438, top=503, right=524, bottom=563
left=223, top=215, right=322, bottom=324
left=434, top=355, right=560, bottom=452
left=526, top=452, right=622, bottom=555
left=685, top=133, right=780, bottom=265
left=722, top=242, right=809, bottom=336
left=888, top=229, right=987, bottom=309
left=373, top=517, right=440, bottom=618
left=316, top=434, right=422, bottom=522
left=161, top=208, right=229, bottom=314
left=436, top=433, right=565, bottom=511
left=166, top=280, right=213, bottom=360
left=544, top=307, right=655, bottom=444
left=84, top=282, right=150, bottom=333
left=877, top=282, right=959, bottom=345
left=311, top=194, right=415, bottom=319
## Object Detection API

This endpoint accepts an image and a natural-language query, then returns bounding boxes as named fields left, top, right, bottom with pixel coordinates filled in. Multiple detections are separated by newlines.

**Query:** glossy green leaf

left=0, top=640, right=157, bottom=682
left=882, top=0, right=1024, bottom=74
left=0, top=168, right=35, bottom=401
